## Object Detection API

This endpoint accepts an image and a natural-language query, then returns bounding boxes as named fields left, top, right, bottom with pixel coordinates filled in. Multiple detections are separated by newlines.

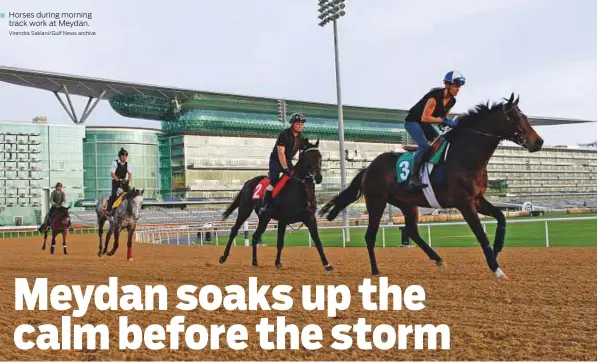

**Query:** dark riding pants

left=107, top=179, right=129, bottom=210
left=404, top=121, right=439, bottom=159
left=268, top=159, right=288, bottom=187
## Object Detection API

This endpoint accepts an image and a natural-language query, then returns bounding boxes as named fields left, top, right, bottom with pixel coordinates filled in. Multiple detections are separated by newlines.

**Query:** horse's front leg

left=62, top=231, right=68, bottom=255
left=458, top=202, right=506, bottom=279
left=305, top=216, right=334, bottom=271
left=275, top=223, right=286, bottom=269
left=126, top=226, right=135, bottom=261
left=107, top=228, right=120, bottom=256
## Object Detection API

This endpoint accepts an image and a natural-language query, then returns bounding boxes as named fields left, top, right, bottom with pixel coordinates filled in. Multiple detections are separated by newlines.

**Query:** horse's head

left=126, top=188, right=144, bottom=220
left=455, top=93, right=544, bottom=152
left=498, top=93, right=544, bottom=152
left=297, top=138, right=323, bottom=184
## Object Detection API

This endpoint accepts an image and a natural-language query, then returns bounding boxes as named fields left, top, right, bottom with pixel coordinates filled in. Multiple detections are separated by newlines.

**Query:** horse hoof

left=102, top=250, right=108, bottom=255
left=252, top=263, right=258, bottom=268
left=41, top=246, right=45, bottom=251
left=97, top=251, right=102, bottom=257
left=372, top=271, right=381, bottom=277
left=107, top=251, right=114, bottom=256
left=325, top=264, right=334, bottom=272
left=495, top=268, right=508, bottom=280
left=219, top=256, right=227, bottom=264
left=128, top=258, right=133, bottom=262
left=275, top=263, right=282, bottom=270
left=436, top=259, right=447, bottom=270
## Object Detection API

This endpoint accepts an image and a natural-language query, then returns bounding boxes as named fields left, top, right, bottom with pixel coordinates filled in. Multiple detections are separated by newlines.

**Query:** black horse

left=219, top=139, right=333, bottom=270
left=41, top=207, right=70, bottom=255
left=320, top=93, right=543, bottom=278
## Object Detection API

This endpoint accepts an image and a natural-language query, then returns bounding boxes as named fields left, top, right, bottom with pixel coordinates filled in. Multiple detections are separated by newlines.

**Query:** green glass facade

left=0, top=121, right=85, bottom=226
left=83, top=127, right=162, bottom=199
left=110, top=94, right=410, bottom=143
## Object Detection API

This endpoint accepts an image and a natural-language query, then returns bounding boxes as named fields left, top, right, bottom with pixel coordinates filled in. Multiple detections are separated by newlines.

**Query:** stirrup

left=408, top=177, right=428, bottom=190
left=258, top=203, right=269, bottom=216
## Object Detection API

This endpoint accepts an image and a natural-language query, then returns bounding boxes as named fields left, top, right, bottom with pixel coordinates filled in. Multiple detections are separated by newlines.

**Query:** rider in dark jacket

left=259, top=113, right=307, bottom=215
left=106, top=148, right=132, bottom=216
left=404, top=70, right=464, bottom=189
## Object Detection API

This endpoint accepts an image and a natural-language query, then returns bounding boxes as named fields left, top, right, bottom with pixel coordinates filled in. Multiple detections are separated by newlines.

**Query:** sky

left=0, top=0, right=596, bottom=146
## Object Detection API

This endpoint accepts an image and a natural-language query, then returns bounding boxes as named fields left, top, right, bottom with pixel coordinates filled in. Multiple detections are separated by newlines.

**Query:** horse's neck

left=293, top=159, right=308, bottom=178
left=450, top=130, right=500, bottom=169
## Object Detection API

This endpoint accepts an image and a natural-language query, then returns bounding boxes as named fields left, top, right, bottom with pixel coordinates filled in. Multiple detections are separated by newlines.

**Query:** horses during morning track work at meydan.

left=41, top=206, right=71, bottom=255
left=96, top=186, right=145, bottom=261
left=219, top=138, right=334, bottom=271
left=319, top=93, right=544, bottom=278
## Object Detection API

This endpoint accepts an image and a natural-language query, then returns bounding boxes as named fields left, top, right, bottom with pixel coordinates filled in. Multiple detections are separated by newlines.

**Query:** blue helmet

left=443, top=71, right=465, bottom=86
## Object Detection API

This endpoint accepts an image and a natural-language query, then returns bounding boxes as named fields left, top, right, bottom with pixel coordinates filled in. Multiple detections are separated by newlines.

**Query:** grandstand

left=0, top=66, right=595, bottom=227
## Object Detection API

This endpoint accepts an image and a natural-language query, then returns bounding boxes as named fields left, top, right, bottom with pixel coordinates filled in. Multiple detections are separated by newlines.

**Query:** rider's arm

left=421, top=98, right=444, bottom=124
left=50, top=191, right=59, bottom=208
left=110, top=161, right=119, bottom=181
left=277, top=145, right=288, bottom=169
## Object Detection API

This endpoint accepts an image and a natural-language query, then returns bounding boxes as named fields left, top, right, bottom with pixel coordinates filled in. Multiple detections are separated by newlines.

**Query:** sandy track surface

left=0, top=235, right=595, bottom=360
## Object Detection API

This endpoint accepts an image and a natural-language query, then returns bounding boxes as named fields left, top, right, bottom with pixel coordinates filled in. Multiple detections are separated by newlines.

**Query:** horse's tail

left=319, top=168, right=366, bottom=221
left=221, top=176, right=263, bottom=220
left=222, top=192, right=241, bottom=221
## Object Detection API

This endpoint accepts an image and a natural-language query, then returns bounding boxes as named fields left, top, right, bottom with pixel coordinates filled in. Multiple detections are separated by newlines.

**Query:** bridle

left=294, top=147, right=321, bottom=183
left=461, top=104, right=527, bottom=146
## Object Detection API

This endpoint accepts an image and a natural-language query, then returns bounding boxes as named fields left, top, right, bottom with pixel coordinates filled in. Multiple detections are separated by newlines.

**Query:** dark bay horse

left=41, top=207, right=70, bottom=255
left=219, top=139, right=334, bottom=271
left=320, top=93, right=543, bottom=278
left=96, top=188, right=144, bottom=260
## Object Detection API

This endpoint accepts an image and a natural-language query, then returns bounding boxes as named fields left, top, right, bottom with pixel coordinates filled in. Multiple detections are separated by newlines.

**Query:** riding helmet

left=55, top=182, right=62, bottom=188
left=290, top=113, right=307, bottom=124
left=118, top=148, right=129, bottom=157
left=443, top=71, right=466, bottom=86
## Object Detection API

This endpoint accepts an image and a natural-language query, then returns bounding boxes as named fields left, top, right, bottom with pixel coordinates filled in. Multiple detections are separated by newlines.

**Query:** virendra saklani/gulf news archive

left=13, top=277, right=451, bottom=351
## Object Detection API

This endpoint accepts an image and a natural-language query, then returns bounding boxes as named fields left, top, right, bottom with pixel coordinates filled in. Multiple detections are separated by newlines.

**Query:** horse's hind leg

left=364, top=196, right=387, bottom=276
left=252, top=216, right=270, bottom=267
left=50, top=233, right=56, bottom=255
left=97, top=218, right=105, bottom=256
left=477, top=197, right=506, bottom=259
left=42, top=230, right=48, bottom=251
left=219, top=203, right=253, bottom=264
left=398, top=204, right=443, bottom=267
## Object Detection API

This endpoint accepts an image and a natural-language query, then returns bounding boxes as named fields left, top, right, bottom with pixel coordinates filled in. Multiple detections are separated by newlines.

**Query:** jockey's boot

left=408, top=153, right=428, bottom=190
left=259, top=190, right=273, bottom=216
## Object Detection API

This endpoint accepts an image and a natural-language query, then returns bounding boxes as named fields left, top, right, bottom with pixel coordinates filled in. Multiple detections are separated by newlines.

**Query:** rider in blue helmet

left=403, top=70, right=465, bottom=189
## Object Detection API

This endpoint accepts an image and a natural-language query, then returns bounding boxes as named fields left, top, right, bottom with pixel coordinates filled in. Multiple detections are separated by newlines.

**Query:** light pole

left=318, top=0, right=349, bottom=242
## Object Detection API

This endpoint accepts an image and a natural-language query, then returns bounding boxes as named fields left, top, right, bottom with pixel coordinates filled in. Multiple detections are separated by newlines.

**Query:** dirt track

left=0, top=235, right=595, bottom=361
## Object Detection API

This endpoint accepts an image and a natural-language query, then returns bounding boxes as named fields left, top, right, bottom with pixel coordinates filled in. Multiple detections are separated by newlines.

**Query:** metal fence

left=133, top=216, right=596, bottom=248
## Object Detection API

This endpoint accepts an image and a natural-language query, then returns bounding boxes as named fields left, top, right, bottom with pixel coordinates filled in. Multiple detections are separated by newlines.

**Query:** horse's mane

left=455, top=101, right=504, bottom=129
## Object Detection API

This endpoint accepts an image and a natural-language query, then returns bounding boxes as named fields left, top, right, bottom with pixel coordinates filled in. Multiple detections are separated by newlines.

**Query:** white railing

left=134, top=216, right=596, bottom=248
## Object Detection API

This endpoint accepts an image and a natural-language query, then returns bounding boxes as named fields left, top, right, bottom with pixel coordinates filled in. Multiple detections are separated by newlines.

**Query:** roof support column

left=53, top=86, right=106, bottom=124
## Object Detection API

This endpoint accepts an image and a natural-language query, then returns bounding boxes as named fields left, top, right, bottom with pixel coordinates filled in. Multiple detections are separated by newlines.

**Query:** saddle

left=251, top=172, right=293, bottom=201
left=395, top=136, right=449, bottom=184
left=402, top=136, right=446, bottom=161
left=102, top=192, right=127, bottom=211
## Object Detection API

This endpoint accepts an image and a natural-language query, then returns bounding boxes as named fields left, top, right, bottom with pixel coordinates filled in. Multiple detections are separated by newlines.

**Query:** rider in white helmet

left=403, top=70, right=465, bottom=189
